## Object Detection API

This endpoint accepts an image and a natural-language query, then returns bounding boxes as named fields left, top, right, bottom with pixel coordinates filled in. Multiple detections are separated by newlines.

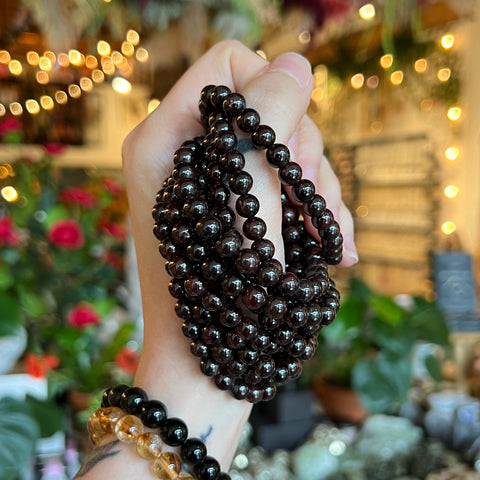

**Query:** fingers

left=289, top=116, right=358, bottom=267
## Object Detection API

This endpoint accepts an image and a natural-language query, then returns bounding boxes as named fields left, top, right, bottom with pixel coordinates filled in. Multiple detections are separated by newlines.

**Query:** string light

left=27, top=51, right=39, bottom=66
left=121, top=42, right=135, bottom=57
left=36, top=71, right=50, bottom=84
left=10, top=102, right=23, bottom=115
left=380, top=54, right=393, bottom=69
left=68, top=49, right=83, bottom=66
left=437, top=68, right=451, bottom=82
left=441, top=34, right=455, bottom=50
left=135, top=47, right=149, bottom=63
left=390, top=70, right=404, bottom=86
left=359, top=4, right=376, bottom=20
left=40, top=96, right=54, bottom=110
left=444, top=185, right=459, bottom=198
left=0, top=104, right=5, bottom=116
left=55, top=91, right=68, bottom=104
left=1, top=186, right=18, bottom=202
left=39, top=56, right=52, bottom=71
left=25, top=99, right=40, bottom=114
left=112, top=77, right=132, bottom=95
left=298, top=30, right=311, bottom=45
left=445, top=146, right=460, bottom=160
left=0, top=50, right=11, bottom=63
left=351, top=73, right=364, bottom=89
left=147, top=98, right=161, bottom=114
left=441, top=221, right=456, bottom=235
left=311, top=87, right=324, bottom=102
left=126, top=29, right=140, bottom=46
left=97, top=41, right=111, bottom=56
left=68, top=85, right=81, bottom=98
left=414, top=58, right=427, bottom=73
left=366, top=75, right=379, bottom=89
left=447, top=106, right=462, bottom=121
left=8, top=60, right=23, bottom=75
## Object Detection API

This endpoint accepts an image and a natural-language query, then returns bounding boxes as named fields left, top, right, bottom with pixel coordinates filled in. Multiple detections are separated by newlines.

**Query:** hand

left=79, top=40, right=356, bottom=479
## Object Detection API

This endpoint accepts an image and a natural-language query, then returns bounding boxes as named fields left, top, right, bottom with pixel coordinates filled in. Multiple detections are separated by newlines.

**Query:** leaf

left=91, top=297, right=116, bottom=317
left=0, top=398, right=40, bottom=478
left=0, top=292, right=22, bottom=335
left=24, top=396, right=66, bottom=438
left=0, top=265, right=14, bottom=290
left=425, top=353, right=442, bottom=382
left=369, top=294, right=405, bottom=325
left=372, top=316, right=415, bottom=356
left=409, top=297, right=450, bottom=346
left=352, top=353, right=411, bottom=413
left=18, top=289, right=47, bottom=318
left=44, top=205, right=69, bottom=228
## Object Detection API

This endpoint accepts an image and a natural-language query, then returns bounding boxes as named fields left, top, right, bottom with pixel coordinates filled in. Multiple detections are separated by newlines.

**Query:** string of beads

left=89, top=385, right=230, bottom=480
left=152, top=85, right=343, bottom=403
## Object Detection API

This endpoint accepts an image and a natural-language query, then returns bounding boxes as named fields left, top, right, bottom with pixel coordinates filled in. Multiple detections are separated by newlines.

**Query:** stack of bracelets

left=88, top=85, right=342, bottom=478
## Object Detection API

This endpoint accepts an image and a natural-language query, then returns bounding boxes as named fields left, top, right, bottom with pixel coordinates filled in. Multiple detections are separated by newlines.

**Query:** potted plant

left=304, top=277, right=450, bottom=422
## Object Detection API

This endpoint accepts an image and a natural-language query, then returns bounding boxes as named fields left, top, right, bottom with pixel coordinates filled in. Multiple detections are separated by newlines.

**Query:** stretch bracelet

left=92, top=385, right=230, bottom=480
left=152, top=85, right=342, bottom=402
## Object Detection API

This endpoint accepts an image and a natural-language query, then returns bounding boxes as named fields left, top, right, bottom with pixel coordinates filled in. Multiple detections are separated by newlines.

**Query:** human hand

left=121, top=40, right=356, bottom=469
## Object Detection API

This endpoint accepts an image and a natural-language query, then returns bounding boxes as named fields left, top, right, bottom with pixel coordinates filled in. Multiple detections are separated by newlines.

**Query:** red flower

left=47, top=219, right=84, bottom=249
left=115, top=347, right=139, bottom=375
left=103, top=251, right=123, bottom=269
left=103, top=177, right=123, bottom=196
left=0, top=216, right=20, bottom=246
left=0, top=117, right=22, bottom=135
left=43, top=143, right=65, bottom=155
left=67, top=303, right=100, bottom=329
left=100, top=222, right=127, bottom=240
left=25, top=353, right=59, bottom=378
left=60, top=188, right=97, bottom=208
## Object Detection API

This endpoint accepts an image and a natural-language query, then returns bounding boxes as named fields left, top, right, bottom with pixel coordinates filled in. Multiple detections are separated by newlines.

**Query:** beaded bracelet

left=93, top=385, right=230, bottom=480
left=152, top=84, right=342, bottom=403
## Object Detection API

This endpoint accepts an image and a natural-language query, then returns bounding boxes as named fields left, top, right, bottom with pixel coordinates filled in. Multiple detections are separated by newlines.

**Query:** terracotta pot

left=313, top=376, right=368, bottom=424
left=67, top=390, right=93, bottom=412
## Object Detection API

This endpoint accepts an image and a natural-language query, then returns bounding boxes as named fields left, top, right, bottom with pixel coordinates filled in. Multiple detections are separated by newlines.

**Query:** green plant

left=305, top=277, right=450, bottom=414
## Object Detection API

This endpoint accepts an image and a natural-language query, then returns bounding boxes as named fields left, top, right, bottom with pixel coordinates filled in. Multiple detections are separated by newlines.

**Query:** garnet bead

left=252, top=125, right=276, bottom=148
left=229, top=171, right=253, bottom=195
left=210, top=85, right=231, bottom=109
left=279, top=162, right=302, bottom=185
left=266, top=143, right=290, bottom=168
left=236, top=108, right=260, bottom=132
left=235, top=194, right=259, bottom=218
left=223, top=92, right=246, bottom=116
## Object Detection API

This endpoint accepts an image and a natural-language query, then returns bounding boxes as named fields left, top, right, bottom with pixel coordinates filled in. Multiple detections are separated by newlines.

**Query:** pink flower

left=100, top=222, right=127, bottom=240
left=67, top=303, right=100, bottom=329
left=47, top=219, right=85, bottom=249
left=0, top=117, right=22, bottom=135
left=103, top=177, right=123, bottom=196
left=60, top=188, right=97, bottom=208
left=43, top=143, right=65, bottom=155
left=0, top=216, right=20, bottom=246
left=25, top=353, right=59, bottom=378
left=115, top=347, right=139, bottom=375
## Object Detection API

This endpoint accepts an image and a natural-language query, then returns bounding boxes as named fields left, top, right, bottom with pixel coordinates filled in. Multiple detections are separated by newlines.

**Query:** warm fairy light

left=27, top=51, right=40, bottom=66
left=444, top=185, right=459, bottom=198
left=1, top=186, right=18, bottom=202
left=92, top=69, right=105, bottom=83
left=420, top=98, right=434, bottom=112
left=147, top=98, right=161, bottom=114
left=445, top=146, right=460, bottom=160
left=80, top=77, right=93, bottom=92
left=118, top=62, right=133, bottom=77
left=126, top=29, right=140, bottom=46
left=441, top=34, right=455, bottom=50
left=311, top=87, right=324, bottom=102
left=298, top=30, right=311, bottom=44
left=44, top=51, right=56, bottom=64
left=40, top=96, right=54, bottom=110
left=111, top=51, right=125, bottom=66
left=68, top=49, right=83, bottom=66
left=112, top=77, right=132, bottom=95
left=359, top=3, right=375, bottom=20
left=390, top=70, right=404, bottom=86
left=58, top=53, right=69, bottom=67
left=351, top=73, right=364, bottom=89
left=9, top=60, right=23, bottom=76
left=97, top=40, right=111, bottom=56
left=380, top=54, right=393, bottom=69
left=121, top=41, right=135, bottom=57
left=55, top=91, right=68, bottom=104
left=441, top=221, right=456, bottom=235
left=101, top=57, right=115, bottom=75
left=256, top=50, right=267, bottom=60
left=68, top=85, right=81, bottom=98
left=356, top=205, right=369, bottom=217
left=85, top=55, right=98, bottom=69
left=25, top=99, right=40, bottom=114
left=414, top=58, right=427, bottom=73
left=0, top=104, right=5, bottom=116
left=447, top=106, right=462, bottom=121
left=135, top=47, right=149, bottom=63
left=36, top=71, right=50, bottom=84
left=0, top=50, right=11, bottom=63
left=9, top=102, right=23, bottom=115
left=366, top=75, right=379, bottom=89
left=437, top=68, right=451, bottom=82
left=39, top=56, right=52, bottom=71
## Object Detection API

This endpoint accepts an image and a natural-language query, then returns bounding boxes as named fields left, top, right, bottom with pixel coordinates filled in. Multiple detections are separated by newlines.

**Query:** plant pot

left=312, top=376, right=368, bottom=424
left=67, top=390, right=93, bottom=412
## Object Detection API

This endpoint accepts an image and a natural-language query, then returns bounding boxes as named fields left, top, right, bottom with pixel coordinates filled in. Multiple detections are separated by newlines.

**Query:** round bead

left=200, top=358, right=219, bottom=377
left=252, top=238, right=275, bottom=261
left=160, top=418, right=188, bottom=446
left=223, top=92, right=246, bottom=116
left=136, top=432, right=164, bottom=459
left=266, top=143, right=290, bottom=167
left=279, top=162, right=302, bottom=185
left=107, top=384, right=129, bottom=407
left=141, top=399, right=168, bottom=429
left=292, top=179, right=316, bottom=203
left=196, top=216, right=222, bottom=240
left=210, top=85, right=231, bottom=109
left=243, top=216, right=267, bottom=240
left=214, top=132, right=237, bottom=153
left=252, top=125, right=275, bottom=149
left=181, top=438, right=207, bottom=465
left=220, top=151, right=245, bottom=172
left=115, top=415, right=144, bottom=443
left=235, top=194, right=259, bottom=218
left=153, top=452, right=182, bottom=480
left=229, top=171, right=253, bottom=195
left=120, top=387, right=148, bottom=415
left=236, top=108, right=260, bottom=132
left=194, top=456, right=221, bottom=480
left=242, top=285, right=267, bottom=311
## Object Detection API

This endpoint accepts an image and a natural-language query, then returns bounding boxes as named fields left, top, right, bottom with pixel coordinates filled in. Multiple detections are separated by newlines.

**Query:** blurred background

left=1, top=1, right=480, bottom=479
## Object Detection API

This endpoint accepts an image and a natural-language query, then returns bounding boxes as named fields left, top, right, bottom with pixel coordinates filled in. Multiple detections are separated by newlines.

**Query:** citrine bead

left=153, top=452, right=182, bottom=480
left=114, top=415, right=144, bottom=443
left=99, top=407, right=125, bottom=433
left=136, top=432, right=164, bottom=459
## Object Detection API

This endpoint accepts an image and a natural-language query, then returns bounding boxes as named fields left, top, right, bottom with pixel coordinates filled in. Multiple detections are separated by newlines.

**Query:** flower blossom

left=115, top=347, right=139, bottom=375
left=103, top=177, right=123, bottom=196
left=100, top=222, right=127, bottom=240
left=0, top=216, right=20, bottom=246
left=47, top=219, right=84, bottom=249
left=25, top=353, right=59, bottom=378
left=67, top=303, right=100, bottom=329
left=60, top=187, right=97, bottom=208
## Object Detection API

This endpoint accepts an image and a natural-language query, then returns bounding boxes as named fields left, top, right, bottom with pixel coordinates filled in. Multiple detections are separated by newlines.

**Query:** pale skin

left=75, top=40, right=357, bottom=479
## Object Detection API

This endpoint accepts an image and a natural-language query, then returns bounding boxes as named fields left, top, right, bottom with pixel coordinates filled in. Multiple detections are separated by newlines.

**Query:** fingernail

left=267, top=52, right=312, bottom=89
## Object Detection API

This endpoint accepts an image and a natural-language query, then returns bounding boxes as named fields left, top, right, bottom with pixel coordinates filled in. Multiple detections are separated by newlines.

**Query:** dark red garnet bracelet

left=152, top=85, right=342, bottom=403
